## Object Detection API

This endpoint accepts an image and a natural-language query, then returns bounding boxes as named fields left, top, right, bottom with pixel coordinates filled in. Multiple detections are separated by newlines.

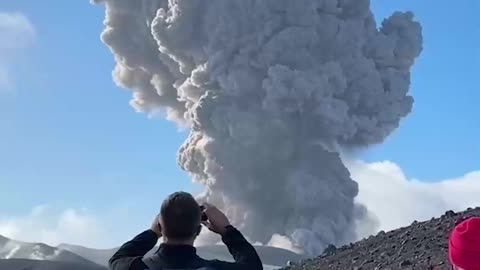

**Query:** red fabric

left=449, top=217, right=480, bottom=270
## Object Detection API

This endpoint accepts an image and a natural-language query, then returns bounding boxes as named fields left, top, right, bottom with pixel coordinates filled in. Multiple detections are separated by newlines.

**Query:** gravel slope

left=284, top=207, right=480, bottom=270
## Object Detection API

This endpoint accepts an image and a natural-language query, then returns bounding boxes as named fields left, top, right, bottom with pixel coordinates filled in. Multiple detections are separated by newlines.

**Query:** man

left=109, top=192, right=263, bottom=270
left=448, top=217, right=480, bottom=270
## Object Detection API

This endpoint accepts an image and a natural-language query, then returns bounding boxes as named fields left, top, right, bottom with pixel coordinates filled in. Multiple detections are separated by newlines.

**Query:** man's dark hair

left=161, top=191, right=202, bottom=240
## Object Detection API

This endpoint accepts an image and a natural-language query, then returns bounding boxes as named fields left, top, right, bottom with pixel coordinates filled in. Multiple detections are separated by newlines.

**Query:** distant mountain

left=0, top=236, right=96, bottom=265
left=0, top=235, right=105, bottom=270
left=197, top=245, right=303, bottom=266
left=57, top=243, right=114, bottom=266
left=59, top=242, right=304, bottom=267
left=0, top=258, right=106, bottom=270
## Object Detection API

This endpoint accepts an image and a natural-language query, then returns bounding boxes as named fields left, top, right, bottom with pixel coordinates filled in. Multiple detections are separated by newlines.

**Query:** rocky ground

left=284, top=207, right=480, bottom=270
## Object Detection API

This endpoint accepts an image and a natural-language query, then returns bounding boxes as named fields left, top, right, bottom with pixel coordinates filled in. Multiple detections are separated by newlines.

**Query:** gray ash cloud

left=95, top=0, right=422, bottom=255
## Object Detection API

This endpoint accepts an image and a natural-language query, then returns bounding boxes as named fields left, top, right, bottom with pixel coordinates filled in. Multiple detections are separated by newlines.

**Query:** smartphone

left=200, top=205, right=208, bottom=221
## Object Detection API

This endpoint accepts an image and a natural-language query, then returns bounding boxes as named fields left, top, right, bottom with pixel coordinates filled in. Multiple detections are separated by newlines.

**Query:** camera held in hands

left=200, top=205, right=208, bottom=222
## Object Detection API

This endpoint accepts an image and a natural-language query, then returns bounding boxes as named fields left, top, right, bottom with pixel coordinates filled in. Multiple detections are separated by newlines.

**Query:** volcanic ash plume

left=95, top=0, right=422, bottom=255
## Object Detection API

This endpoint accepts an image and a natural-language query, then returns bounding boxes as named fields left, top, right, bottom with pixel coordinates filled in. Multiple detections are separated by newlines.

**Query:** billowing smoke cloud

left=94, top=0, right=422, bottom=255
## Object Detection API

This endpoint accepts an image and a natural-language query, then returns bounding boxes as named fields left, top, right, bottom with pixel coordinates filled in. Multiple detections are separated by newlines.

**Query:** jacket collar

left=156, top=243, right=198, bottom=261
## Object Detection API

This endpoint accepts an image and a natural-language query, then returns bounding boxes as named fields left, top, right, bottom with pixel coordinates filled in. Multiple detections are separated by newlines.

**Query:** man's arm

left=201, top=204, right=263, bottom=270
left=109, top=229, right=158, bottom=270
left=221, top=225, right=263, bottom=270
left=109, top=215, right=162, bottom=270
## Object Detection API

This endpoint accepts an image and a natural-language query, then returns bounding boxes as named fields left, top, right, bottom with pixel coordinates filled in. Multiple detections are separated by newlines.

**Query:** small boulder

left=444, top=210, right=456, bottom=218
left=322, top=244, right=337, bottom=256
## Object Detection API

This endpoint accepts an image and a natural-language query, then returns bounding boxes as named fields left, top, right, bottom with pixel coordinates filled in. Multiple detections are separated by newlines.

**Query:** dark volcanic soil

left=284, top=207, right=480, bottom=270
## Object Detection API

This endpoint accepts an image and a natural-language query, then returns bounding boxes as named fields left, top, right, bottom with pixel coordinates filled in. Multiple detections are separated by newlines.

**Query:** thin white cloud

left=0, top=206, right=112, bottom=248
left=349, top=160, right=480, bottom=233
left=0, top=12, right=35, bottom=91
left=0, top=12, right=35, bottom=49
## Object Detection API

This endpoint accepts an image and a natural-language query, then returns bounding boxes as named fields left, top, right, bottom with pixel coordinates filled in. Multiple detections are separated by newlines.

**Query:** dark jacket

left=109, top=226, right=263, bottom=270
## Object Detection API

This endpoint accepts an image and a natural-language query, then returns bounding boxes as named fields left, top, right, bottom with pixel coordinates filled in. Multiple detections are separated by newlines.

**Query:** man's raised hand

left=201, top=203, right=231, bottom=236
left=150, top=214, right=162, bottom=238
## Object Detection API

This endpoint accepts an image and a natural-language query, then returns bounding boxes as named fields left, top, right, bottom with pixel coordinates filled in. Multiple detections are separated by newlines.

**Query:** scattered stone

left=362, top=259, right=374, bottom=265
left=400, top=260, right=413, bottom=267
left=444, top=210, right=456, bottom=218
left=322, top=244, right=337, bottom=256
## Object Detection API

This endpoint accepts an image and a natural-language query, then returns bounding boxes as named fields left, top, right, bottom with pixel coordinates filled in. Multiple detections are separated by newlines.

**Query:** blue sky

left=0, top=1, right=478, bottom=247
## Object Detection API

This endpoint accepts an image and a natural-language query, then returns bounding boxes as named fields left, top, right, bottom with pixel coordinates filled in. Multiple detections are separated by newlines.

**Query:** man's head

left=160, top=191, right=202, bottom=243
left=449, top=217, right=480, bottom=270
